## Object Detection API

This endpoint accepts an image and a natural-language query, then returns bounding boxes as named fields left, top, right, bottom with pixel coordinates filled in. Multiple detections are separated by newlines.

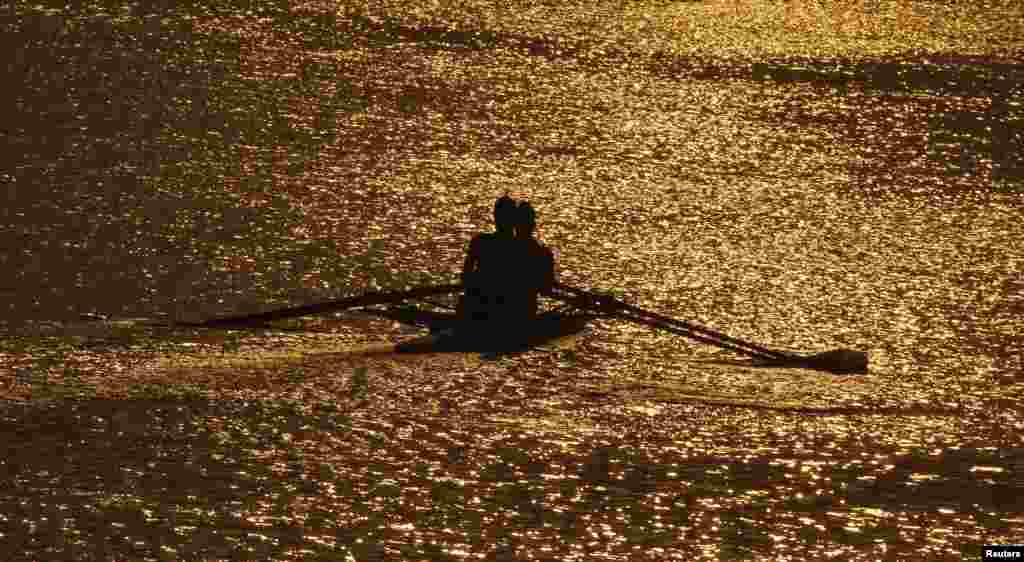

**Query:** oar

left=550, top=283, right=868, bottom=374
left=182, top=283, right=461, bottom=328
left=550, top=284, right=790, bottom=360
left=609, top=309, right=784, bottom=362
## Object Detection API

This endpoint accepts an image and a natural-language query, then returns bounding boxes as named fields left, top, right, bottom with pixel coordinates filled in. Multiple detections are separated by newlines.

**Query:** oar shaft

left=185, top=284, right=461, bottom=327
left=552, top=283, right=792, bottom=360
left=622, top=302, right=792, bottom=360
left=613, top=310, right=783, bottom=361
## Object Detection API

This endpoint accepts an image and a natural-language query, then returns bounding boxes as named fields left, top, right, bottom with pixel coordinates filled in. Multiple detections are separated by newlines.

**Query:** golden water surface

left=2, top=1, right=1022, bottom=560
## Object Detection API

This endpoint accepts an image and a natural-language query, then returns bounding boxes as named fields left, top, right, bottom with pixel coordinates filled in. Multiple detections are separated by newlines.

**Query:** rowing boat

left=361, top=305, right=593, bottom=354
left=188, top=281, right=867, bottom=373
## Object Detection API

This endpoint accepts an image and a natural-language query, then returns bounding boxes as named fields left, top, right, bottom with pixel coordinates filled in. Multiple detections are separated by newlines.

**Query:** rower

left=458, top=195, right=520, bottom=332
left=512, top=201, right=556, bottom=326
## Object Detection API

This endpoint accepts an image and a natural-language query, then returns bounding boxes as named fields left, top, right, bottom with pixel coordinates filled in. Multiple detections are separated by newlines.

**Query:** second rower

left=511, top=200, right=556, bottom=327
left=458, top=197, right=557, bottom=341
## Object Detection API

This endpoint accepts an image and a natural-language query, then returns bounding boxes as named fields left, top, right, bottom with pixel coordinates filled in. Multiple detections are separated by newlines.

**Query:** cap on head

left=494, top=195, right=518, bottom=228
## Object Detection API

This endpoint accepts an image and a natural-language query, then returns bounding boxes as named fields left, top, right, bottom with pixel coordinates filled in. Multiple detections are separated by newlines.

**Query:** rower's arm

left=541, top=249, right=556, bottom=290
left=461, top=237, right=481, bottom=285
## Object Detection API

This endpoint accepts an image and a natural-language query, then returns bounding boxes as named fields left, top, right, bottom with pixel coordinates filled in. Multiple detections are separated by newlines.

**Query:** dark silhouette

left=458, top=195, right=520, bottom=334
left=457, top=197, right=557, bottom=343
left=511, top=201, right=556, bottom=327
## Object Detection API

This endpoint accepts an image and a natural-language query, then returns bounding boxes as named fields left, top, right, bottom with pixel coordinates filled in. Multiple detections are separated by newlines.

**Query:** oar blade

left=799, top=349, right=869, bottom=374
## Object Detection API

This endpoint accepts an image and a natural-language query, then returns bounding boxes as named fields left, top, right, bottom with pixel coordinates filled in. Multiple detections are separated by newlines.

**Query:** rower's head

left=494, top=195, right=517, bottom=233
left=516, top=201, right=536, bottom=237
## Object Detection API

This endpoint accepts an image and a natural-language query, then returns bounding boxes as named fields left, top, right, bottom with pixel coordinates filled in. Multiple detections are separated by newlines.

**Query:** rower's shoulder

left=527, top=238, right=554, bottom=257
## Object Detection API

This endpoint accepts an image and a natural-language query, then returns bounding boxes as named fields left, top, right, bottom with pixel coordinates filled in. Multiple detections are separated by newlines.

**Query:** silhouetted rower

left=459, top=195, right=520, bottom=333
left=512, top=201, right=556, bottom=326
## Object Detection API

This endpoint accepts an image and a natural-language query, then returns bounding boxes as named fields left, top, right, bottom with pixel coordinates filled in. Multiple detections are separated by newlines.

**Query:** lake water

left=2, top=1, right=1022, bottom=560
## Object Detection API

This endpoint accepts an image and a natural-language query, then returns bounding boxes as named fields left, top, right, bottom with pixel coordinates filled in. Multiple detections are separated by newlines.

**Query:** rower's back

left=512, top=201, right=555, bottom=324
left=460, top=197, right=521, bottom=331
left=464, top=231, right=520, bottom=300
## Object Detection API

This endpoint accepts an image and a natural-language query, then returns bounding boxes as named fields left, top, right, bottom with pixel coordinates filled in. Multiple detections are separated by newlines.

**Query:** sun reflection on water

left=3, top=0, right=1023, bottom=559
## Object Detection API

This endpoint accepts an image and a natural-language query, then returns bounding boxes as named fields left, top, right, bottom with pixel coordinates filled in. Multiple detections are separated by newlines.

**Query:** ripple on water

left=3, top=1, right=1023, bottom=560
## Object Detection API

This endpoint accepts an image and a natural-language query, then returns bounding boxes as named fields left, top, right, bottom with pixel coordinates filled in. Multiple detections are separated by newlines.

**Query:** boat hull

left=392, top=310, right=591, bottom=354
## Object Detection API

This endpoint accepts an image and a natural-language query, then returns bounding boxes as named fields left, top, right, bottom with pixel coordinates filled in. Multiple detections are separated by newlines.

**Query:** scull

left=186, top=281, right=868, bottom=372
